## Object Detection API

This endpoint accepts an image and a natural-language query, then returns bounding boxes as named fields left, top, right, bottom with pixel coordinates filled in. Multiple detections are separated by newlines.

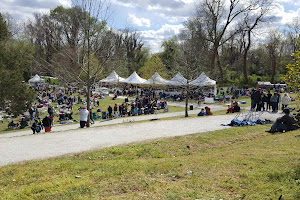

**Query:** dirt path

left=0, top=106, right=281, bottom=167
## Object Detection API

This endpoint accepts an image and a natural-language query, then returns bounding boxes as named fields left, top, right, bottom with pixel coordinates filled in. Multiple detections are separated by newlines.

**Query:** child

left=198, top=108, right=206, bottom=116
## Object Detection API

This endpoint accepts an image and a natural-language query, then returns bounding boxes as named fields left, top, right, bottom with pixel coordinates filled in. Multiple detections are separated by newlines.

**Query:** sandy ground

left=0, top=104, right=282, bottom=167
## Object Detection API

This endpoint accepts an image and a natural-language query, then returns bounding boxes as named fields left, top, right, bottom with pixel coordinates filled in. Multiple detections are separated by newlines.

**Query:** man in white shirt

left=78, top=105, right=89, bottom=128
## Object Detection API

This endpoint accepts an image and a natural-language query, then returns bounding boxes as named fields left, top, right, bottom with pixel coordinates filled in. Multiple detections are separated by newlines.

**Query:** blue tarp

left=222, top=118, right=265, bottom=126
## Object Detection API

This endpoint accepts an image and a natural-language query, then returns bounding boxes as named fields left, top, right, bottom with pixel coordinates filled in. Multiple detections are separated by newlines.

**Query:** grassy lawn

left=0, top=125, right=299, bottom=199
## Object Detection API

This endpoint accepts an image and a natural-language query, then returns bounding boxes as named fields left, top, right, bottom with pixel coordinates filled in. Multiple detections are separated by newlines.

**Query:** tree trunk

left=209, top=45, right=218, bottom=79
left=271, top=57, right=276, bottom=83
left=216, top=51, right=224, bottom=83
left=242, top=51, right=248, bottom=84
left=86, top=26, right=91, bottom=127
left=185, top=84, right=189, bottom=117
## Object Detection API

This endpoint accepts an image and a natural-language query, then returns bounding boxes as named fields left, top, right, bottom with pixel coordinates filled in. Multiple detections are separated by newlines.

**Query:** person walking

left=78, top=105, right=89, bottom=128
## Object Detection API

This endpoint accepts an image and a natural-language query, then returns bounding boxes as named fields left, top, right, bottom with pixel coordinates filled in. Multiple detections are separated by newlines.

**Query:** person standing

left=119, top=103, right=123, bottom=117
left=114, top=104, right=118, bottom=119
left=29, top=106, right=34, bottom=121
left=281, top=93, right=291, bottom=110
left=108, top=105, right=113, bottom=119
left=251, top=88, right=261, bottom=111
left=34, top=106, right=39, bottom=118
left=270, top=92, right=278, bottom=112
left=266, top=91, right=272, bottom=111
left=42, top=114, right=52, bottom=132
left=78, top=105, right=89, bottom=128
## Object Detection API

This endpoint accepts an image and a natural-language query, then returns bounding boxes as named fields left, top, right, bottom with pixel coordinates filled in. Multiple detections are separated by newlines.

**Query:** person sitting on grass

left=8, top=120, right=19, bottom=129
left=205, top=106, right=213, bottom=115
left=266, top=108, right=297, bottom=133
left=226, top=101, right=240, bottom=114
left=20, top=118, right=28, bottom=129
left=198, top=108, right=206, bottom=116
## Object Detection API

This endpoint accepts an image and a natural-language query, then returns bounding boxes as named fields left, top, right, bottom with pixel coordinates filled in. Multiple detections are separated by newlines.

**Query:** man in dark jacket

left=42, top=114, right=52, bottom=132
left=266, top=108, right=297, bottom=133
left=108, top=105, right=113, bottom=119
left=251, top=88, right=261, bottom=111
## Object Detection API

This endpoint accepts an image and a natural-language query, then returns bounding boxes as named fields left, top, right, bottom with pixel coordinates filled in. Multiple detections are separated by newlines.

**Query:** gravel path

left=0, top=105, right=282, bottom=167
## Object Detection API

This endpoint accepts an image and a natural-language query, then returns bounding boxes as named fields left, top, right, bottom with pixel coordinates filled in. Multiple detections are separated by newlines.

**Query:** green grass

left=0, top=125, right=299, bottom=199
left=0, top=96, right=187, bottom=134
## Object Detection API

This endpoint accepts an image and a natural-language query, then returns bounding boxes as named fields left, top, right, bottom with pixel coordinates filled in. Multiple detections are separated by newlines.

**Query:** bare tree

left=265, top=29, right=284, bottom=83
left=286, top=17, right=300, bottom=53
left=71, top=0, right=113, bottom=127
left=239, top=0, right=273, bottom=84
left=194, top=0, right=257, bottom=82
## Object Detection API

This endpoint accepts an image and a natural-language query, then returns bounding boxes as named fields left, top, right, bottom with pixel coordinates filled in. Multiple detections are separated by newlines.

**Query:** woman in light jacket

left=281, top=93, right=291, bottom=110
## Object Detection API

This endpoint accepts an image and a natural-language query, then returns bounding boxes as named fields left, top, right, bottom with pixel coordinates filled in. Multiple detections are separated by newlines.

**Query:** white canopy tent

left=258, top=81, right=272, bottom=86
left=167, top=72, right=187, bottom=86
left=122, top=71, right=146, bottom=85
left=190, top=72, right=217, bottom=95
left=28, top=74, right=45, bottom=85
left=143, top=72, right=169, bottom=85
left=99, top=70, right=125, bottom=84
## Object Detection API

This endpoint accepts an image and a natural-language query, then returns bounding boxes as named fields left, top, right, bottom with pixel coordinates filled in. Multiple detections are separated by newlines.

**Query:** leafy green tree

left=0, top=14, right=35, bottom=116
left=138, top=55, right=167, bottom=79
left=282, top=49, right=300, bottom=108
left=0, top=13, right=9, bottom=41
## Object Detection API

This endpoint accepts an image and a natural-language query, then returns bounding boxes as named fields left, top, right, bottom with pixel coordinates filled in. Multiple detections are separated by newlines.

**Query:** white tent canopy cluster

left=28, top=74, right=45, bottom=85
left=99, top=71, right=216, bottom=93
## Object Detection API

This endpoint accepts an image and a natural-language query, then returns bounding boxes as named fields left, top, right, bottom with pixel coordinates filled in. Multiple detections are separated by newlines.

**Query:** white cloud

left=59, top=0, right=71, bottom=7
left=127, top=14, right=151, bottom=28
left=268, top=2, right=300, bottom=25
left=138, top=24, right=185, bottom=53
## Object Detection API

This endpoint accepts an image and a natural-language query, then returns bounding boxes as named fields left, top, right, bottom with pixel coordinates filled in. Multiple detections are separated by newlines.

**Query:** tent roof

left=143, top=72, right=169, bottom=85
left=28, top=74, right=45, bottom=83
left=99, top=70, right=125, bottom=83
left=122, top=71, right=146, bottom=84
left=258, top=81, right=272, bottom=86
left=168, top=72, right=187, bottom=86
left=190, top=72, right=216, bottom=87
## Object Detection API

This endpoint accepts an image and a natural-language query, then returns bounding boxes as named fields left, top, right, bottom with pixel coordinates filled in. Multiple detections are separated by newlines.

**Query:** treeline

left=3, top=0, right=300, bottom=89
left=157, top=0, right=300, bottom=86
left=25, top=5, right=149, bottom=84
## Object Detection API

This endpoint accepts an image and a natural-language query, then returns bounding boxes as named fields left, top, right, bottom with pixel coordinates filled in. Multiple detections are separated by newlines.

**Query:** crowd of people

left=250, top=88, right=291, bottom=112
left=4, top=81, right=299, bottom=135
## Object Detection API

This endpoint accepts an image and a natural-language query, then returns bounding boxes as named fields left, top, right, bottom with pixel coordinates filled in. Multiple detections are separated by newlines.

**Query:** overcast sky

left=1, top=0, right=300, bottom=53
